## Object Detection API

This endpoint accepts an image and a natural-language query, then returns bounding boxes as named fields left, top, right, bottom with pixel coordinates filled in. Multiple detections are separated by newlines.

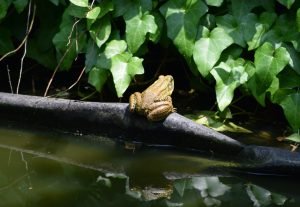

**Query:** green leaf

left=53, top=13, right=87, bottom=70
left=85, top=40, right=99, bottom=71
left=86, top=6, right=100, bottom=19
left=0, top=1, right=10, bottom=20
left=247, top=12, right=277, bottom=50
left=185, top=110, right=252, bottom=133
left=277, top=0, right=295, bottom=9
left=205, top=0, right=223, bottom=7
left=297, top=9, right=300, bottom=32
left=89, top=16, right=111, bottom=48
left=69, top=0, right=88, bottom=7
left=230, top=0, right=261, bottom=18
left=160, top=0, right=208, bottom=58
left=124, top=5, right=157, bottom=53
left=13, top=0, right=28, bottom=13
left=104, top=40, right=127, bottom=58
left=246, top=184, right=272, bottom=206
left=88, top=67, right=109, bottom=92
left=279, top=92, right=300, bottom=130
left=211, top=58, right=249, bottom=111
left=112, top=0, right=133, bottom=17
left=216, top=13, right=257, bottom=47
left=277, top=68, right=300, bottom=89
left=253, top=42, right=290, bottom=95
left=66, top=3, right=89, bottom=18
left=110, top=53, right=144, bottom=97
left=285, top=133, right=300, bottom=143
left=193, top=27, right=233, bottom=77
left=49, top=0, right=59, bottom=6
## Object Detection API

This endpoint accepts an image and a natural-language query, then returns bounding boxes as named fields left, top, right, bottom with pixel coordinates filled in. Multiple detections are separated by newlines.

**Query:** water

left=0, top=124, right=299, bottom=207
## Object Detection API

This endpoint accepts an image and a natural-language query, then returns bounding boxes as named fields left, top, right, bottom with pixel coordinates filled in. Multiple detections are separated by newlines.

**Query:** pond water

left=0, top=123, right=300, bottom=207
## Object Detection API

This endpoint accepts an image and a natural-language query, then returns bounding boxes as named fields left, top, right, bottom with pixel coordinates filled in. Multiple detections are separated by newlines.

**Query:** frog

left=129, top=75, right=175, bottom=121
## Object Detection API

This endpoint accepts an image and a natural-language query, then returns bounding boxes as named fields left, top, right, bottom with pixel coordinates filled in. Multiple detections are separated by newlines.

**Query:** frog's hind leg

left=129, top=92, right=142, bottom=113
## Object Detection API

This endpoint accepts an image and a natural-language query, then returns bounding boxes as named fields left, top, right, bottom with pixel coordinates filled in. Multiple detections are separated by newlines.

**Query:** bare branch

left=6, top=65, right=14, bottom=93
left=0, top=4, right=36, bottom=63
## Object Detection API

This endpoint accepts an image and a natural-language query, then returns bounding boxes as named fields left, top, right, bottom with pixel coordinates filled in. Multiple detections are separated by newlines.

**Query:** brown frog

left=129, top=75, right=175, bottom=121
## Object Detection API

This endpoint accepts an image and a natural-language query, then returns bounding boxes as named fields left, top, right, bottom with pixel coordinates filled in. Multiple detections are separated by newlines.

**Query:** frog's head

left=157, top=75, right=174, bottom=95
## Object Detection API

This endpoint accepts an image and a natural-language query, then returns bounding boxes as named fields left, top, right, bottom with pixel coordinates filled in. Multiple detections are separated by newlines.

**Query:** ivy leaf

left=205, top=0, right=223, bottom=7
left=297, top=8, right=300, bottom=32
left=85, top=40, right=99, bottom=71
left=160, top=0, right=208, bottom=58
left=247, top=12, right=277, bottom=50
left=53, top=13, right=87, bottom=70
left=69, top=0, right=88, bottom=7
left=279, top=92, right=300, bottom=131
left=193, top=27, right=233, bottom=77
left=49, top=0, right=60, bottom=6
left=110, top=53, right=144, bottom=97
left=104, top=40, right=127, bottom=58
left=277, top=0, right=295, bottom=9
left=13, top=0, right=28, bottom=13
left=0, top=1, right=10, bottom=20
left=90, top=40, right=144, bottom=97
left=88, top=67, right=109, bottom=92
left=89, top=16, right=111, bottom=48
left=211, top=58, right=249, bottom=111
left=86, top=6, right=100, bottom=19
left=112, top=0, right=133, bottom=17
left=124, top=6, right=157, bottom=53
left=216, top=13, right=257, bottom=47
left=253, top=42, right=290, bottom=95
left=285, top=133, right=300, bottom=143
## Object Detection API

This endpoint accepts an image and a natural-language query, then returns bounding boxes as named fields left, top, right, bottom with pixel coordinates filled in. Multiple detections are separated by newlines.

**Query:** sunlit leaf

left=160, top=0, right=208, bottom=58
left=69, top=0, right=88, bottom=7
left=104, top=40, right=127, bottom=58
left=211, top=58, right=249, bottom=111
left=279, top=92, right=300, bottom=130
left=193, top=27, right=233, bottom=77
left=185, top=110, right=252, bottom=133
left=246, top=184, right=272, bottom=206
left=216, top=13, right=257, bottom=47
left=124, top=4, right=157, bottom=53
left=88, top=67, right=109, bottom=91
left=86, top=6, right=100, bottom=19
left=205, top=0, right=223, bottom=7
left=277, top=0, right=295, bottom=9
left=247, top=12, right=277, bottom=50
left=253, top=42, right=290, bottom=95
left=89, top=16, right=111, bottom=48
left=192, top=177, right=230, bottom=197
left=110, top=53, right=144, bottom=97
left=285, top=133, right=300, bottom=143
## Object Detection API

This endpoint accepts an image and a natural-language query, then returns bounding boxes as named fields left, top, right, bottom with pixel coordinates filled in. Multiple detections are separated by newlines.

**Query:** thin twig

left=43, top=45, right=72, bottom=97
left=66, top=66, right=86, bottom=91
left=16, top=0, right=32, bottom=94
left=48, top=67, right=86, bottom=98
left=44, top=18, right=82, bottom=97
left=6, top=65, right=14, bottom=93
left=0, top=4, right=36, bottom=63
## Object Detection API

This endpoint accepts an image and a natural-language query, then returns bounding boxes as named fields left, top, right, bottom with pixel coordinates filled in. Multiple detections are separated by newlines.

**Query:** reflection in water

left=0, top=125, right=299, bottom=206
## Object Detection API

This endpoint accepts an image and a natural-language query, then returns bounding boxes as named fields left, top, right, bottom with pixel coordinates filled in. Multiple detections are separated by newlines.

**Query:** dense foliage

left=0, top=0, right=300, bottom=136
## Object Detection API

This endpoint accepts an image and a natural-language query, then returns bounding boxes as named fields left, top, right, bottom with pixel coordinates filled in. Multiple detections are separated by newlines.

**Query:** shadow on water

left=0, top=122, right=300, bottom=207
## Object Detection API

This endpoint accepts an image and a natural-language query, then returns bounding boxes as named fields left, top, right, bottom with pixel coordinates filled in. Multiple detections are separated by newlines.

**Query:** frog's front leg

left=129, top=92, right=142, bottom=113
left=146, top=100, right=174, bottom=121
